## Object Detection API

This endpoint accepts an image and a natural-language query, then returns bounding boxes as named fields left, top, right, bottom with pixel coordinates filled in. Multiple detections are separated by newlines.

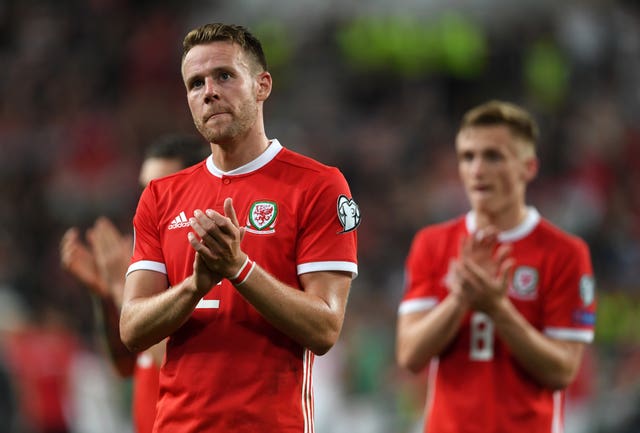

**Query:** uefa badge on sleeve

left=337, top=195, right=361, bottom=233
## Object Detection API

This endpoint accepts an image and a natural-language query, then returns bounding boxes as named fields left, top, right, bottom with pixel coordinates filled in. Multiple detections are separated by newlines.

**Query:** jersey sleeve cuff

left=297, top=261, right=358, bottom=278
left=398, top=297, right=439, bottom=315
left=126, top=260, right=167, bottom=276
left=544, top=327, right=594, bottom=343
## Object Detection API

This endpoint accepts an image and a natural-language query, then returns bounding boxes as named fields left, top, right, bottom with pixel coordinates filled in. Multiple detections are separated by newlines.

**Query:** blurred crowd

left=0, top=0, right=639, bottom=432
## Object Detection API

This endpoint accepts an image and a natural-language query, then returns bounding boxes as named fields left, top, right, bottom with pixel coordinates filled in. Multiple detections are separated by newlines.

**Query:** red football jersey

left=128, top=140, right=359, bottom=433
left=399, top=208, right=596, bottom=433
left=132, top=352, right=159, bottom=433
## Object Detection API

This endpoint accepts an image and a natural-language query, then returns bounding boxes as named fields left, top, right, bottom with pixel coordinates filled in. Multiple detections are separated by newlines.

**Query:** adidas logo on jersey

left=168, top=211, right=190, bottom=230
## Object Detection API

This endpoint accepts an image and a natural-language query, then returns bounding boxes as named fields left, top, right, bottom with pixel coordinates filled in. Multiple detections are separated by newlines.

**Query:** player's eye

left=459, top=151, right=474, bottom=162
left=484, top=150, right=503, bottom=162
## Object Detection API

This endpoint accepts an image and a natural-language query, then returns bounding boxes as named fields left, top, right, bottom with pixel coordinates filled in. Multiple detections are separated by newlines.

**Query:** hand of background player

left=444, top=259, right=471, bottom=307
left=60, top=227, right=108, bottom=297
left=188, top=197, right=246, bottom=288
left=462, top=227, right=501, bottom=269
left=445, top=228, right=501, bottom=305
left=454, top=228, right=515, bottom=315
left=87, top=217, right=133, bottom=309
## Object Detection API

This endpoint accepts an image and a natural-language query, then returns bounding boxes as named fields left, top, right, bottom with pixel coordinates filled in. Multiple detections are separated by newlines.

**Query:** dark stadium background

left=0, top=1, right=638, bottom=432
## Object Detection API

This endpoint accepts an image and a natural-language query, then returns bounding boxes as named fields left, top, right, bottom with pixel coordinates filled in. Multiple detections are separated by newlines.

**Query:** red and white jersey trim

left=302, top=349, right=315, bottom=433
left=545, top=327, right=594, bottom=343
left=128, top=260, right=358, bottom=280
left=136, top=352, right=154, bottom=368
left=398, top=297, right=438, bottom=315
left=466, top=207, right=541, bottom=242
left=206, top=140, right=283, bottom=177
left=297, top=261, right=358, bottom=277
left=552, top=391, right=563, bottom=433
left=127, top=260, right=166, bottom=276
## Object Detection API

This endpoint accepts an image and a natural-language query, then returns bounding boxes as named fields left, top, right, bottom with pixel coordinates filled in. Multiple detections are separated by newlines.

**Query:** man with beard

left=119, top=23, right=360, bottom=433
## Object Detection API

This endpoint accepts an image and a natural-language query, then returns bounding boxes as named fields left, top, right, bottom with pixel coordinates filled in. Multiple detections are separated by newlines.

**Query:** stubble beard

left=196, top=99, right=259, bottom=145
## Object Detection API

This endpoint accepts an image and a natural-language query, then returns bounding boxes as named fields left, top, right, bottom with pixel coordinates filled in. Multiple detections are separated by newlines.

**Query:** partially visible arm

left=458, top=251, right=585, bottom=389
left=60, top=225, right=135, bottom=377
left=120, top=252, right=221, bottom=353
left=396, top=293, right=468, bottom=373
left=147, top=340, right=167, bottom=367
left=484, top=295, right=585, bottom=389
left=396, top=232, right=485, bottom=373
left=235, top=268, right=351, bottom=356
left=88, top=217, right=132, bottom=309
left=60, top=227, right=107, bottom=297
left=92, top=294, right=136, bottom=376
left=188, top=198, right=352, bottom=355
left=86, top=218, right=139, bottom=375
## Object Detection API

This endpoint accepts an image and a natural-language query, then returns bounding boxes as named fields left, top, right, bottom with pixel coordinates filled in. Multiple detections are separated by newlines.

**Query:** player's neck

left=475, top=205, right=528, bottom=232
left=211, top=132, right=270, bottom=172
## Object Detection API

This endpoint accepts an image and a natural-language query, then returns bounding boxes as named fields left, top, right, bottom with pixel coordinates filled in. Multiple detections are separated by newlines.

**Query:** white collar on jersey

left=206, top=139, right=283, bottom=178
left=465, top=206, right=541, bottom=243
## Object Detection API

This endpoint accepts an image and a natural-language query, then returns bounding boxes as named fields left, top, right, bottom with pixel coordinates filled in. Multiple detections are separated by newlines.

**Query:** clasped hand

left=187, top=197, right=246, bottom=296
left=446, top=227, right=515, bottom=315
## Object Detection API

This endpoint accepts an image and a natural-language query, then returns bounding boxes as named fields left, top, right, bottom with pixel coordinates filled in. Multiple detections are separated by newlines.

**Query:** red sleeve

left=399, top=221, right=468, bottom=315
left=404, top=229, right=433, bottom=298
left=542, top=237, right=596, bottom=342
left=296, top=167, right=359, bottom=276
left=129, top=182, right=166, bottom=274
left=399, top=228, right=443, bottom=314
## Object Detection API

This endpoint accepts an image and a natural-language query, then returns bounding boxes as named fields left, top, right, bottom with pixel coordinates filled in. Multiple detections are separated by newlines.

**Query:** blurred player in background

left=60, top=134, right=208, bottom=433
left=396, top=100, right=596, bottom=433
left=119, top=22, right=359, bottom=433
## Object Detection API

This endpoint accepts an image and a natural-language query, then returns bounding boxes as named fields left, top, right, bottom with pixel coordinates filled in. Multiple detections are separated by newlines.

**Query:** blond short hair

left=182, top=23, right=267, bottom=72
left=459, top=100, right=539, bottom=156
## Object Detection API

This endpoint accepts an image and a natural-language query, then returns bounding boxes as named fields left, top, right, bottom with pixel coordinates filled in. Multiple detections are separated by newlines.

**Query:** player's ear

left=522, top=156, right=539, bottom=183
left=256, top=71, right=272, bottom=101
